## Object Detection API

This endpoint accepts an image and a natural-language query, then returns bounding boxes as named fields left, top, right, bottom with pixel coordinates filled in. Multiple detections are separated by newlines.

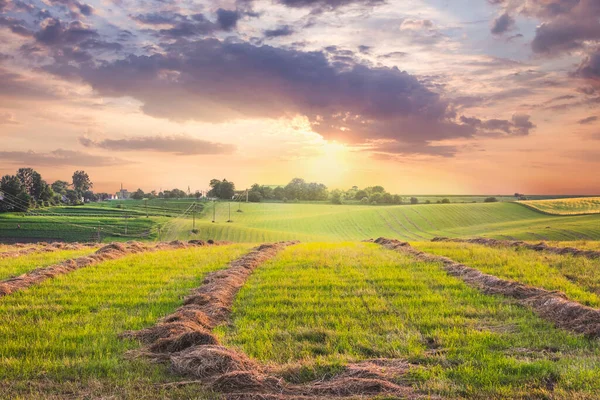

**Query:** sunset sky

left=1, top=0, right=599, bottom=194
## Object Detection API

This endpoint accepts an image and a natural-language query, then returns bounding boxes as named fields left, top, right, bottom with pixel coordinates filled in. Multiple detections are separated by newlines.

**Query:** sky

left=0, top=0, right=599, bottom=195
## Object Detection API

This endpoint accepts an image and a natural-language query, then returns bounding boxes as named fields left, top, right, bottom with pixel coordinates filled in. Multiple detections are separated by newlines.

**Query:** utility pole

left=144, top=198, right=148, bottom=218
left=246, top=189, right=248, bottom=203
left=227, top=201, right=232, bottom=222
left=192, top=203, right=196, bottom=230
left=212, top=200, right=216, bottom=223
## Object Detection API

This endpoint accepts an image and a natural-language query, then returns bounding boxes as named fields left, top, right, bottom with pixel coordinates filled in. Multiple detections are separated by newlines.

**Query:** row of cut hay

left=431, top=236, right=600, bottom=260
left=0, top=240, right=223, bottom=297
left=123, top=241, right=420, bottom=399
left=0, top=241, right=98, bottom=259
left=375, top=237, right=600, bottom=338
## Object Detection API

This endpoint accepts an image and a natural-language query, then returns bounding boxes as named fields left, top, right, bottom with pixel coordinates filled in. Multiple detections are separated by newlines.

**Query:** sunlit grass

left=0, top=244, right=249, bottom=399
left=414, top=242, right=600, bottom=305
left=0, top=248, right=99, bottom=280
left=522, top=197, right=600, bottom=215
left=218, top=242, right=600, bottom=398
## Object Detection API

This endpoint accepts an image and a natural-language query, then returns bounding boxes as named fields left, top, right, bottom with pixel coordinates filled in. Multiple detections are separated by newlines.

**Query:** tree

left=208, top=179, right=235, bottom=199
left=131, top=188, right=145, bottom=200
left=52, top=180, right=70, bottom=196
left=0, top=174, right=30, bottom=212
left=273, top=186, right=285, bottom=201
left=410, top=197, right=419, bottom=204
left=441, top=198, right=450, bottom=204
left=65, top=189, right=80, bottom=205
left=72, top=170, right=92, bottom=195
left=484, top=197, right=498, bottom=203
left=284, top=178, right=306, bottom=200
left=330, top=189, right=344, bottom=205
left=16, top=168, right=49, bottom=204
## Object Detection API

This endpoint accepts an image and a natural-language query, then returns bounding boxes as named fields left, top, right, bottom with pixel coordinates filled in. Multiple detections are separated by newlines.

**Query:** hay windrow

left=123, top=240, right=422, bottom=399
left=0, top=239, right=223, bottom=297
left=376, top=237, right=600, bottom=338
left=431, top=236, right=600, bottom=260
left=0, top=242, right=98, bottom=259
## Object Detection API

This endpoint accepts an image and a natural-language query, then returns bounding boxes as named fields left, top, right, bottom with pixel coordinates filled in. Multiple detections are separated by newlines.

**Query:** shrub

left=441, top=198, right=450, bottom=204
left=484, top=197, right=498, bottom=203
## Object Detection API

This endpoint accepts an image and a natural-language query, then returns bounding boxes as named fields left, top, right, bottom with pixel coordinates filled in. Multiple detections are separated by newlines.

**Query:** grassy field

left=3, top=200, right=600, bottom=244
left=218, top=242, right=600, bottom=398
left=413, top=241, right=600, bottom=305
left=521, top=197, right=600, bottom=215
left=0, top=248, right=98, bottom=280
left=159, top=201, right=600, bottom=243
left=0, top=244, right=249, bottom=399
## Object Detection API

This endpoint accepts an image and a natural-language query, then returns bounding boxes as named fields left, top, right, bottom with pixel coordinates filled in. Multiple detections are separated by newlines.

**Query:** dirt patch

left=0, top=240, right=225, bottom=297
left=376, top=237, right=600, bottom=338
left=124, top=241, right=423, bottom=399
left=431, top=237, right=600, bottom=260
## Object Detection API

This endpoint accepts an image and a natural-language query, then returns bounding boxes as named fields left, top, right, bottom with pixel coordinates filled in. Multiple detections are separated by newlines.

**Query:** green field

left=218, top=242, right=600, bottom=398
left=3, top=199, right=600, bottom=244
left=159, top=201, right=600, bottom=242
left=0, top=248, right=98, bottom=280
left=521, top=197, right=600, bottom=215
left=413, top=241, right=600, bottom=305
left=0, top=244, right=248, bottom=399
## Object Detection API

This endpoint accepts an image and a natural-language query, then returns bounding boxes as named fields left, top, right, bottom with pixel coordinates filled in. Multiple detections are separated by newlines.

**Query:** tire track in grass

left=123, top=241, right=422, bottom=399
left=377, top=210, right=419, bottom=241
left=376, top=237, right=600, bottom=338
left=396, top=208, right=432, bottom=240
left=387, top=210, right=427, bottom=241
left=0, top=240, right=220, bottom=297
left=413, top=208, right=437, bottom=230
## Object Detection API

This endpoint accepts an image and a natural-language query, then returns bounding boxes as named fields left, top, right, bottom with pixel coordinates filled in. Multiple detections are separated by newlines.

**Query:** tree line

left=0, top=168, right=97, bottom=212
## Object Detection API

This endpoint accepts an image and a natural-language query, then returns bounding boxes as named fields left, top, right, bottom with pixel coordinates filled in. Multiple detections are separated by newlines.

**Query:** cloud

left=274, top=0, right=384, bottom=11
left=578, top=116, right=598, bottom=125
left=216, top=9, right=240, bottom=31
left=78, top=135, right=236, bottom=155
left=46, top=0, right=95, bottom=17
left=46, top=38, right=537, bottom=156
left=0, top=149, right=129, bottom=166
left=0, top=16, right=33, bottom=37
left=34, top=18, right=97, bottom=46
left=460, top=114, right=535, bottom=136
left=575, top=49, right=600, bottom=82
left=491, top=12, right=515, bottom=35
left=264, top=25, right=294, bottom=38
left=0, top=111, right=18, bottom=125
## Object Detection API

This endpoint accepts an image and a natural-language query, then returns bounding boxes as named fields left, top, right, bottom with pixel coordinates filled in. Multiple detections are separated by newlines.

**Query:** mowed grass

left=521, top=197, right=600, bottom=215
left=413, top=242, right=600, bottom=306
left=0, top=244, right=249, bottom=399
left=218, top=242, right=600, bottom=398
left=0, top=213, right=163, bottom=242
left=159, top=201, right=600, bottom=243
left=0, top=248, right=98, bottom=280
left=544, top=241, right=600, bottom=251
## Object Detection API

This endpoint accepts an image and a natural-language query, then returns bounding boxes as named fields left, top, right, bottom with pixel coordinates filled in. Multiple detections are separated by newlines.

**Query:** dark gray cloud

left=264, top=25, right=294, bottom=38
left=0, top=149, right=128, bottom=166
left=46, top=0, right=94, bottom=17
left=216, top=9, right=240, bottom=31
left=491, top=12, right=514, bottom=35
left=578, top=116, right=598, bottom=125
left=34, top=18, right=97, bottom=46
left=460, top=114, right=535, bottom=136
left=78, top=135, right=236, bottom=155
left=576, top=50, right=600, bottom=81
left=0, top=16, right=33, bottom=37
left=275, top=0, right=384, bottom=10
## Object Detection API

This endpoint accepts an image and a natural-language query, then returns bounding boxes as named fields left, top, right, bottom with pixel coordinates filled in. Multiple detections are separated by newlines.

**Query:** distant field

left=218, top=242, right=600, bottom=398
left=0, top=244, right=248, bottom=399
left=160, top=201, right=600, bottom=242
left=521, top=197, right=600, bottom=215
left=3, top=200, right=600, bottom=243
